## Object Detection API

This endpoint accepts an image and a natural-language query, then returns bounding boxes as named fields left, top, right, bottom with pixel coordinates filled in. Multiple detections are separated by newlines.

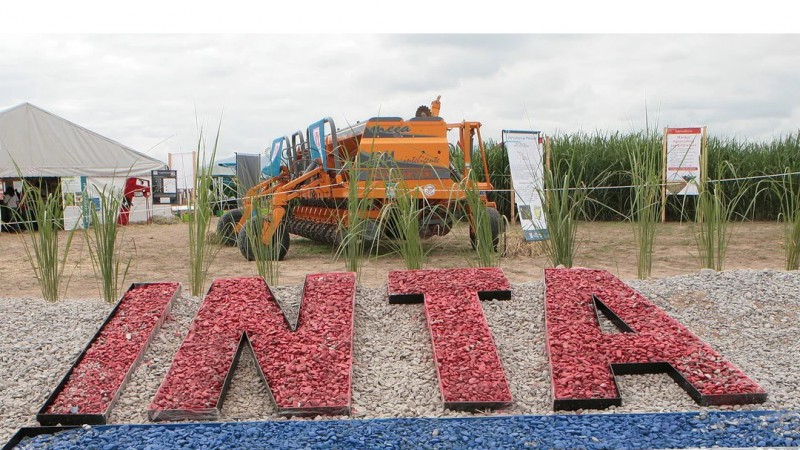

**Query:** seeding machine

left=217, top=96, right=502, bottom=261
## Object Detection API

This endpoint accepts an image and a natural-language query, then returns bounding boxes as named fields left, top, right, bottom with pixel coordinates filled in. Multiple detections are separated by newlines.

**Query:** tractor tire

left=217, top=209, right=243, bottom=246
left=420, top=209, right=453, bottom=239
left=470, top=207, right=502, bottom=252
left=237, top=217, right=290, bottom=262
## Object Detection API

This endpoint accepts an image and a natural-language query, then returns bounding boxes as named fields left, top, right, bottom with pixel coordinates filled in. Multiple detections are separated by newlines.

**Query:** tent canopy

left=0, top=103, right=166, bottom=178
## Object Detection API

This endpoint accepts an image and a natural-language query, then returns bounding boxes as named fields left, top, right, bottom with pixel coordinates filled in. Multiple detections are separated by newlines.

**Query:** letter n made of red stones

left=148, top=273, right=355, bottom=420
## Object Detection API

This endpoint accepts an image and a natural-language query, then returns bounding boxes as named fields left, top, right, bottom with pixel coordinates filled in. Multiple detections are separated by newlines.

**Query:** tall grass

left=187, top=122, right=221, bottom=296
left=245, top=196, right=281, bottom=285
left=771, top=172, right=800, bottom=270
left=378, top=179, right=425, bottom=270
left=334, top=155, right=376, bottom=280
left=85, top=183, right=131, bottom=303
left=627, top=126, right=662, bottom=279
left=17, top=180, right=77, bottom=302
left=537, top=156, right=593, bottom=268
left=461, top=172, right=501, bottom=267
left=693, top=162, right=758, bottom=271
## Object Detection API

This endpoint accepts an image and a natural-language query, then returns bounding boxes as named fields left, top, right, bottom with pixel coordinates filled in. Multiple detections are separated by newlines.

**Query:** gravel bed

left=0, top=298, right=113, bottom=443
left=2, top=269, right=800, bottom=445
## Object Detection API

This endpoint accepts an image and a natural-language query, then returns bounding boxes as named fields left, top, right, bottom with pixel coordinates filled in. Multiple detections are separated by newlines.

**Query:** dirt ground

left=0, top=219, right=790, bottom=299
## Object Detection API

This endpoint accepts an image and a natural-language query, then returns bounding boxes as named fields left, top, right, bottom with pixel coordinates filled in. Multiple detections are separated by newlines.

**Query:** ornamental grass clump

left=627, top=125, right=663, bottom=279
left=187, top=121, right=222, bottom=296
left=536, top=156, right=594, bottom=268
left=85, top=183, right=132, bottom=303
left=17, top=180, right=78, bottom=302
left=245, top=196, right=282, bottom=285
left=377, top=176, right=426, bottom=270
left=460, top=171, right=501, bottom=267
left=770, top=171, right=800, bottom=270
left=334, top=152, right=377, bottom=281
left=693, top=162, right=759, bottom=271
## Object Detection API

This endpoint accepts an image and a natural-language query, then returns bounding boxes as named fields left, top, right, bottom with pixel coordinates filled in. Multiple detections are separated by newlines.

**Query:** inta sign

left=37, top=268, right=765, bottom=425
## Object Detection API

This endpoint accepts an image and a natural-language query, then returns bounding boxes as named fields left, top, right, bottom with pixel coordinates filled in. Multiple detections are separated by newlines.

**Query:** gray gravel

left=2, top=269, right=800, bottom=443
left=0, top=298, right=112, bottom=441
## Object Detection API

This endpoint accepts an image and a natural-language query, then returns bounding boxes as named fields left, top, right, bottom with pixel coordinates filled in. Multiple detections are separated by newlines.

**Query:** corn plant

left=187, top=121, right=222, bottom=296
left=707, top=133, right=800, bottom=220
left=627, top=127, right=662, bottom=279
left=693, top=162, right=758, bottom=271
left=85, top=183, right=132, bottom=303
left=550, top=131, right=636, bottom=220
left=17, top=180, right=77, bottom=302
left=540, top=131, right=800, bottom=221
left=770, top=172, right=800, bottom=270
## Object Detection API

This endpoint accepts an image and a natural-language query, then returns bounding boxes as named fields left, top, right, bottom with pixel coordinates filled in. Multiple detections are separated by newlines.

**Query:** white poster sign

left=169, top=152, right=196, bottom=191
left=502, top=130, right=548, bottom=242
left=665, top=127, right=703, bottom=196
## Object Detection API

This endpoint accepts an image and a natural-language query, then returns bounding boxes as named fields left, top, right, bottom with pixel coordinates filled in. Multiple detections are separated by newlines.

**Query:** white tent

left=0, top=103, right=166, bottom=178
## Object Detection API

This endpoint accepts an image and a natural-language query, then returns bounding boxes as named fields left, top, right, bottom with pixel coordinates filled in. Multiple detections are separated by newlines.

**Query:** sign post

left=661, top=127, right=706, bottom=222
left=502, top=130, right=548, bottom=241
left=151, top=170, right=178, bottom=205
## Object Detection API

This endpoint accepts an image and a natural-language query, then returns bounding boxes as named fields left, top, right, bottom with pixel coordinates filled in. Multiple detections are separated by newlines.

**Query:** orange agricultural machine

left=217, top=96, right=502, bottom=260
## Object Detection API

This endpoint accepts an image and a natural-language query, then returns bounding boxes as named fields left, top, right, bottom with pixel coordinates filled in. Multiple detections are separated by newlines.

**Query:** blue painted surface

left=11, top=411, right=800, bottom=449
left=307, top=119, right=326, bottom=161
left=263, top=138, right=284, bottom=177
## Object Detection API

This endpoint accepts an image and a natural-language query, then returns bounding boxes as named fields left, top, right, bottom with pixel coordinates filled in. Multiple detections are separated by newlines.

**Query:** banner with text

left=664, top=127, right=704, bottom=196
left=502, top=130, right=548, bottom=242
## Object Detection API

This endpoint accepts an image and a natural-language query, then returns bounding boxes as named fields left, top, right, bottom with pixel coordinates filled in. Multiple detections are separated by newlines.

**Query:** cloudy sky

left=1, top=33, right=798, bottom=164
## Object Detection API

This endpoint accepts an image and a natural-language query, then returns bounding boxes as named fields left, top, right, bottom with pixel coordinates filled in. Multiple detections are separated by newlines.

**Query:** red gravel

left=45, top=283, right=179, bottom=415
left=389, top=268, right=513, bottom=407
left=544, top=268, right=766, bottom=405
left=149, top=273, right=355, bottom=419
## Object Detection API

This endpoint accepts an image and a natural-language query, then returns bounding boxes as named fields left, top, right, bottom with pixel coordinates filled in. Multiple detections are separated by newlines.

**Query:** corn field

left=476, top=131, right=800, bottom=221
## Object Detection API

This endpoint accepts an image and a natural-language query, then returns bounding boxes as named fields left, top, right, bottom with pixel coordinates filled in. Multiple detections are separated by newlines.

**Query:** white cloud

left=1, top=34, right=799, bottom=165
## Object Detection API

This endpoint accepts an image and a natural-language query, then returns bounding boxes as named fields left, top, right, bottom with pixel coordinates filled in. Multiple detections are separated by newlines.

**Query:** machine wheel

left=469, top=207, right=502, bottom=252
left=420, top=207, right=453, bottom=239
left=237, top=217, right=290, bottom=261
left=217, top=209, right=243, bottom=246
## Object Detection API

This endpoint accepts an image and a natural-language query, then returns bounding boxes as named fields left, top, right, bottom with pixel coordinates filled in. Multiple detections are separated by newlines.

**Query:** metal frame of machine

left=217, top=97, right=501, bottom=261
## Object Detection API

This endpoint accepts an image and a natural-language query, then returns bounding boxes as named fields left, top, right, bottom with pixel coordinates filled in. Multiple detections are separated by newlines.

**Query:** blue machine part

left=307, top=119, right=326, bottom=162
left=263, top=137, right=284, bottom=177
